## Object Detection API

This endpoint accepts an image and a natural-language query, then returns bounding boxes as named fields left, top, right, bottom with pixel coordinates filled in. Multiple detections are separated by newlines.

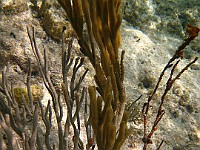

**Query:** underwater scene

left=0, top=0, right=200, bottom=149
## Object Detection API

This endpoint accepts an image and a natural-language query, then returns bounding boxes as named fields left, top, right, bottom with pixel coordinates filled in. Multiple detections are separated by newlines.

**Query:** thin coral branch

left=62, top=27, right=68, bottom=84
left=21, top=94, right=32, bottom=116
left=27, top=58, right=34, bottom=112
left=28, top=26, right=64, bottom=150
left=36, top=132, right=44, bottom=150
left=1, top=68, right=23, bottom=138
left=61, top=26, right=90, bottom=149
left=142, top=27, right=199, bottom=149
left=2, top=67, right=14, bottom=107
left=157, top=140, right=164, bottom=150
left=38, top=99, right=53, bottom=150
left=120, top=50, right=125, bottom=82
left=58, top=92, right=63, bottom=123
left=74, top=68, right=89, bottom=92
left=0, top=113, right=18, bottom=150
left=0, top=126, right=6, bottom=150
left=62, top=83, right=79, bottom=149
left=29, top=104, right=39, bottom=150
left=84, top=89, right=95, bottom=149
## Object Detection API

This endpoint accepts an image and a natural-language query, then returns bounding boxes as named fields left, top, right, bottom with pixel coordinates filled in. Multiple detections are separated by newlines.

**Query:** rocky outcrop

left=121, top=25, right=200, bottom=149
left=123, top=0, right=200, bottom=38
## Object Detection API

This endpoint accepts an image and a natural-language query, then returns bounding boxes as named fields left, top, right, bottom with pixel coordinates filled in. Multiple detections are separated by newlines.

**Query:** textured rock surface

left=121, top=24, right=200, bottom=149
left=123, top=0, right=200, bottom=38
left=1, top=0, right=28, bottom=15
left=38, top=0, right=74, bottom=40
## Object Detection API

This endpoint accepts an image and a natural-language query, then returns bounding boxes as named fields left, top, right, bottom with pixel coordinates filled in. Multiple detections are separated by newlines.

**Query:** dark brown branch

left=142, top=32, right=199, bottom=149
left=157, top=140, right=164, bottom=150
